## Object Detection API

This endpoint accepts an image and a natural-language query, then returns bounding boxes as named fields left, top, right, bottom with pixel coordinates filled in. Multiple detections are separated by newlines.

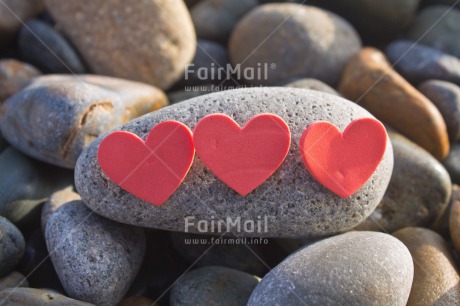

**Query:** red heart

left=97, top=121, right=194, bottom=206
left=193, top=114, right=291, bottom=196
left=299, top=118, right=387, bottom=198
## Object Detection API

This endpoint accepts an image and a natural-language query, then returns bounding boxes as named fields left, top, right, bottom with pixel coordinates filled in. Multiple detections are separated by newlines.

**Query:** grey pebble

left=247, top=231, right=414, bottom=306
left=41, top=185, right=80, bottom=235
left=18, top=19, right=86, bottom=74
left=407, top=5, right=460, bottom=58
left=75, top=87, right=393, bottom=238
left=170, top=266, right=260, bottom=306
left=45, top=200, right=145, bottom=306
left=386, top=40, right=460, bottom=85
left=0, top=216, right=25, bottom=277
left=355, top=132, right=451, bottom=233
left=0, top=74, right=168, bottom=168
left=418, top=80, right=460, bottom=142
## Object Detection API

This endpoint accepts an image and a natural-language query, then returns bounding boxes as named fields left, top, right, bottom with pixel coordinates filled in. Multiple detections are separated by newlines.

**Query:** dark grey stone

left=18, top=19, right=86, bottom=74
left=0, top=216, right=25, bottom=277
left=248, top=231, right=414, bottom=306
left=171, top=232, right=267, bottom=276
left=419, top=80, right=460, bottom=142
left=0, top=147, right=73, bottom=231
left=355, top=132, right=451, bottom=233
left=443, top=143, right=460, bottom=184
left=0, top=74, right=168, bottom=168
left=407, top=5, right=460, bottom=58
left=386, top=40, right=460, bottom=85
left=170, top=266, right=260, bottom=306
left=75, top=87, right=393, bottom=238
left=45, top=201, right=146, bottom=306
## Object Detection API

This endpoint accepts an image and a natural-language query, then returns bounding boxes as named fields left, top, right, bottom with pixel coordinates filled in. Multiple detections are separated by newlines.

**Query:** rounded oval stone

left=75, top=87, right=393, bottom=238
left=0, top=74, right=168, bottom=168
left=247, top=231, right=414, bottom=305
left=229, top=4, right=361, bottom=86
left=355, top=132, right=452, bottom=232
left=43, top=0, right=196, bottom=90
left=18, top=19, right=86, bottom=74
left=46, top=200, right=146, bottom=306
left=170, top=266, right=260, bottom=306
left=191, top=0, right=258, bottom=43
left=419, top=80, right=460, bottom=142
left=0, top=288, right=93, bottom=305
left=407, top=5, right=460, bottom=58
left=339, top=47, right=450, bottom=160
left=0, top=216, right=25, bottom=277
left=386, top=40, right=460, bottom=86
left=393, top=227, right=460, bottom=305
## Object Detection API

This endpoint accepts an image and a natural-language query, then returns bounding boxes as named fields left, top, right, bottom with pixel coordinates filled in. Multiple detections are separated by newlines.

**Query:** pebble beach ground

left=1, top=0, right=460, bottom=305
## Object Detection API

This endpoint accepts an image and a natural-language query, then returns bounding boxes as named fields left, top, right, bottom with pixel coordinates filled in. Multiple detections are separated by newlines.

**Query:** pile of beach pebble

left=1, top=0, right=460, bottom=305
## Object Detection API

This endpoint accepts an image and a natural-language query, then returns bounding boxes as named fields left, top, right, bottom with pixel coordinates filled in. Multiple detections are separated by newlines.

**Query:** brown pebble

left=0, top=59, right=41, bottom=101
left=339, top=47, right=449, bottom=160
left=393, top=227, right=460, bottom=306
left=118, top=296, right=158, bottom=306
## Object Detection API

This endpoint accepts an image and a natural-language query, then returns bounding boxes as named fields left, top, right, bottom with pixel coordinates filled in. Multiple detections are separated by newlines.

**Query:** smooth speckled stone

left=0, top=0, right=44, bottom=46
left=229, top=4, right=361, bottom=86
left=118, top=296, right=158, bottom=306
left=44, top=0, right=196, bottom=90
left=171, top=232, right=267, bottom=276
left=283, top=78, right=340, bottom=96
left=75, top=87, right=394, bottom=238
left=443, top=143, right=460, bottom=184
left=0, top=59, right=41, bottom=102
left=419, top=80, right=460, bottom=142
left=191, top=0, right=258, bottom=43
left=339, top=47, right=450, bottom=160
left=0, top=271, right=28, bottom=291
left=407, top=5, right=460, bottom=58
left=0, top=288, right=94, bottom=305
left=355, top=132, right=451, bottom=233
left=0, top=216, right=25, bottom=277
left=170, top=266, right=260, bottom=306
left=41, top=186, right=80, bottom=234
left=386, top=40, right=460, bottom=85
left=393, top=227, right=460, bottom=306
left=450, top=193, right=460, bottom=254
left=248, top=231, right=413, bottom=306
left=46, top=201, right=145, bottom=306
left=18, top=19, right=86, bottom=74
left=0, top=74, right=168, bottom=168
left=0, top=147, right=73, bottom=232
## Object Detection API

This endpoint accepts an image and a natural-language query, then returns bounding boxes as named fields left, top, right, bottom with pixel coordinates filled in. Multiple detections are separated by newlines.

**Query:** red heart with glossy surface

left=97, top=121, right=194, bottom=206
left=193, top=114, right=291, bottom=196
left=299, top=118, right=387, bottom=198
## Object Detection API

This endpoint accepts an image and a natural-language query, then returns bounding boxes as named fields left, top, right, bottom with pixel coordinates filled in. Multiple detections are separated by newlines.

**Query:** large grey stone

left=0, top=74, right=168, bottom=168
left=75, top=87, right=393, bottom=238
left=248, top=231, right=414, bottom=306
left=45, top=200, right=145, bottom=306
